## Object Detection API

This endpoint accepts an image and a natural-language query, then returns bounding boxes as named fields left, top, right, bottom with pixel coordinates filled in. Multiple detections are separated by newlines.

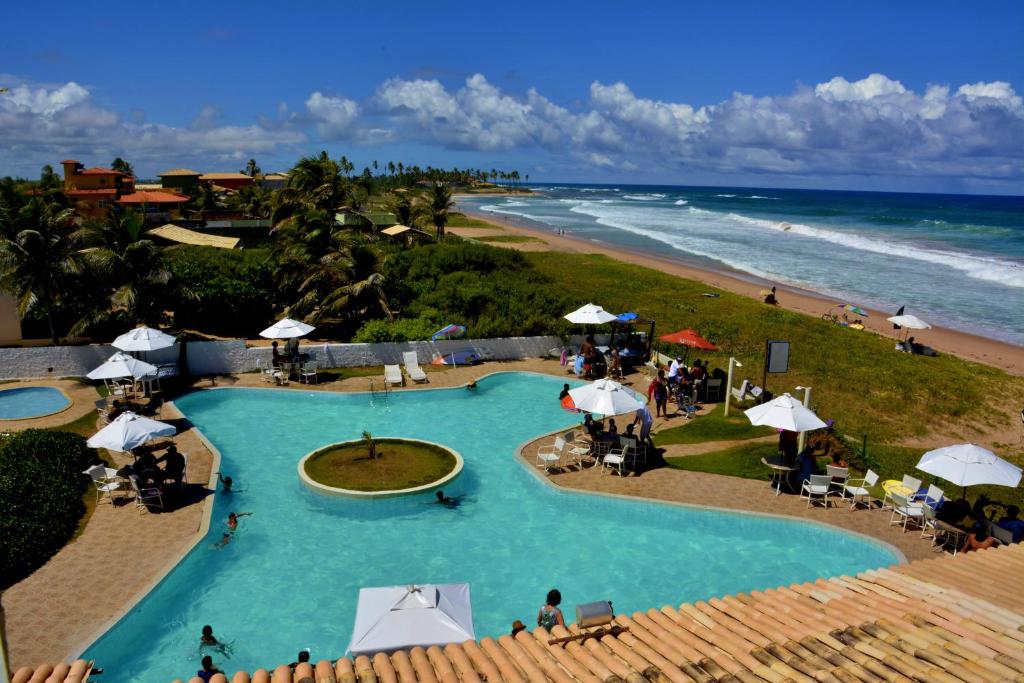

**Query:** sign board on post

left=766, top=340, right=790, bottom=373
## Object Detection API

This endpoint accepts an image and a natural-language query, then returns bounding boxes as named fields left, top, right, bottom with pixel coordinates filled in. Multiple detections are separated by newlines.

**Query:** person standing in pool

left=537, top=589, right=565, bottom=631
left=558, top=384, right=571, bottom=401
left=435, top=490, right=463, bottom=507
left=215, top=511, right=252, bottom=547
left=197, top=655, right=221, bottom=682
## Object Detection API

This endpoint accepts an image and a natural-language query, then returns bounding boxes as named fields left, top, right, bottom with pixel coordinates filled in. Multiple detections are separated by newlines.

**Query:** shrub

left=0, top=429, right=98, bottom=589
left=165, top=246, right=278, bottom=337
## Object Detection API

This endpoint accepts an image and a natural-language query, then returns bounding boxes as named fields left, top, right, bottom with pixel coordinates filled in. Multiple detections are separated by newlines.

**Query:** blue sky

left=1, top=1, right=1022, bottom=193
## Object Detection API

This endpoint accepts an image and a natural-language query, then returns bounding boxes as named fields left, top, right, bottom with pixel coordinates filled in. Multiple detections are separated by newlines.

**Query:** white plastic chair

left=83, top=464, right=126, bottom=504
left=129, top=475, right=164, bottom=513
left=801, top=474, right=832, bottom=507
left=299, top=360, right=319, bottom=384
left=843, top=469, right=879, bottom=509
left=889, top=491, right=924, bottom=531
left=564, top=431, right=593, bottom=468
left=402, top=351, right=428, bottom=383
left=826, top=465, right=849, bottom=496
left=256, top=358, right=277, bottom=384
left=882, top=474, right=922, bottom=509
left=536, top=437, right=566, bottom=470
left=603, top=436, right=639, bottom=476
left=924, top=483, right=944, bottom=508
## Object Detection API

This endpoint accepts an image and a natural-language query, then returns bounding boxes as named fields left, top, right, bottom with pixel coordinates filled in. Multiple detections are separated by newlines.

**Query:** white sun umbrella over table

left=887, top=314, right=931, bottom=341
left=568, top=378, right=646, bottom=417
left=744, top=393, right=827, bottom=432
left=112, top=326, right=176, bottom=352
left=916, top=443, right=1022, bottom=498
left=87, top=351, right=158, bottom=399
left=259, top=317, right=316, bottom=339
left=87, top=411, right=176, bottom=452
left=564, top=303, right=618, bottom=325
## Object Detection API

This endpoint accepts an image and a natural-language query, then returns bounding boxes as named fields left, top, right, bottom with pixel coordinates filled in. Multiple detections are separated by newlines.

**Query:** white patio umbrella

left=112, top=326, right=176, bottom=352
left=744, top=393, right=827, bottom=432
left=887, top=314, right=931, bottom=331
left=86, top=351, right=158, bottom=381
left=348, top=584, right=475, bottom=656
left=568, top=378, right=646, bottom=417
left=87, top=411, right=176, bottom=452
left=916, top=444, right=1022, bottom=497
left=259, top=317, right=315, bottom=339
left=564, top=303, right=617, bottom=325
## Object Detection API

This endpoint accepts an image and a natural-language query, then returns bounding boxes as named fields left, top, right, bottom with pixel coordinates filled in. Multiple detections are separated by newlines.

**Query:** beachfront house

left=199, top=172, right=254, bottom=191
left=61, top=160, right=135, bottom=217
left=117, top=190, right=190, bottom=223
left=157, top=168, right=202, bottom=194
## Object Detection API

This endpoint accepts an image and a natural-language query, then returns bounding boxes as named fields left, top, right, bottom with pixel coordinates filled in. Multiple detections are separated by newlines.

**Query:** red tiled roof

left=117, top=191, right=189, bottom=204
left=80, top=167, right=124, bottom=175
left=68, top=189, right=117, bottom=197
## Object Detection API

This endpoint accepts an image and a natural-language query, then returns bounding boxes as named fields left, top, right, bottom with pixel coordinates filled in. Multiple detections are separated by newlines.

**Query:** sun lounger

left=384, top=364, right=403, bottom=387
left=402, top=351, right=427, bottom=383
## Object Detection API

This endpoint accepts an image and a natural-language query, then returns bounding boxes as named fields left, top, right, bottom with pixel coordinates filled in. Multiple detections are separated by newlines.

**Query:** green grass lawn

left=654, top=404, right=776, bottom=445
left=664, top=442, right=781, bottom=479
left=446, top=212, right=498, bottom=229
left=304, top=439, right=456, bottom=491
left=526, top=251, right=1023, bottom=444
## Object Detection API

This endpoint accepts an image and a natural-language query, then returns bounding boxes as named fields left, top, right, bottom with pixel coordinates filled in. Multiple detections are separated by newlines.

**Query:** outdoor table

left=761, top=455, right=796, bottom=495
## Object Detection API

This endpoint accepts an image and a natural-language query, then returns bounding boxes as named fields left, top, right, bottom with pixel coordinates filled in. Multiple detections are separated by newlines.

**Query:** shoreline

left=455, top=201, right=1024, bottom=376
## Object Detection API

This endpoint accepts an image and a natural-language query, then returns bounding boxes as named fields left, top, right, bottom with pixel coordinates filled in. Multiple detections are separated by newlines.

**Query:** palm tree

left=287, top=153, right=347, bottom=213
left=70, top=208, right=174, bottom=333
left=388, top=194, right=416, bottom=228
left=0, top=199, right=79, bottom=343
left=111, top=157, right=134, bottom=177
left=269, top=207, right=392, bottom=325
left=423, top=183, right=455, bottom=240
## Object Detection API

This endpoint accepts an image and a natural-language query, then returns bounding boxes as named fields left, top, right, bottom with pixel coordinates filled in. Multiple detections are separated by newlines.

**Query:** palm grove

left=0, top=154, right=564, bottom=345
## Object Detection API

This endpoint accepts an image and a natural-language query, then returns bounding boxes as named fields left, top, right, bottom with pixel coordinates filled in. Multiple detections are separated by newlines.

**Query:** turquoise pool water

left=0, top=386, right=70, bottom=419
left=84, top=372, right=897, bottom=682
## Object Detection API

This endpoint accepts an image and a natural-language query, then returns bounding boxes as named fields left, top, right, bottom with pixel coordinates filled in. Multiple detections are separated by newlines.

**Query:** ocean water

left=460, top=185, right=1024, bottom=345
left=83, top=373, right=896, bottom=682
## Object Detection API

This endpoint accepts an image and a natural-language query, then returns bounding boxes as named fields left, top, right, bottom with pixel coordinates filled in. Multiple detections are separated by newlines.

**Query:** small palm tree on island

left=362, top=431, right=377, bottom=460
left=424, top=183, right=454, bottom=240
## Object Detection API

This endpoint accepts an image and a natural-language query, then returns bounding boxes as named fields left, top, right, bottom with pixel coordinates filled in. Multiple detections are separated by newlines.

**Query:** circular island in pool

left=0, top=386, right=71, bottom=420
left=298, top=437, right=463, bottom=498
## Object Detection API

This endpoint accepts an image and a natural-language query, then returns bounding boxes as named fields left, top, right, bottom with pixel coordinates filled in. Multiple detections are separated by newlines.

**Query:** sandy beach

left=455, top=199, right=1024, bottom=376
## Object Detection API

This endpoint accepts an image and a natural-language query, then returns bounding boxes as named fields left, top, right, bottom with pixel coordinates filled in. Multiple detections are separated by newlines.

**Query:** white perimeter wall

left=0, top=336, right=566, bottom=380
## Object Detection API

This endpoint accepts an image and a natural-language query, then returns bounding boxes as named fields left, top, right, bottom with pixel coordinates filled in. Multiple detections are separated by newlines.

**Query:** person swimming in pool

left=434, top=490, right=463, bottom=508
left=199, top=625, right=233, bottom=657
left=215, top=511, right=252, bottom=547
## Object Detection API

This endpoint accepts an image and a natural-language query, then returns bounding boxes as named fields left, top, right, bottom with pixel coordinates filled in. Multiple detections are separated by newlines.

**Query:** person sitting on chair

left=157, top=445, right=186, bottom=487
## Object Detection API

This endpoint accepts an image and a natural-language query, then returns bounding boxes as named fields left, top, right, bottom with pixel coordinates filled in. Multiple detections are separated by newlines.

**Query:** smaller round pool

left=0, top=386, right=71, bottom=419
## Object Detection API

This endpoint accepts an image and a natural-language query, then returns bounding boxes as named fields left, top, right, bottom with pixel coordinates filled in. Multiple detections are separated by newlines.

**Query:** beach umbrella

left=568, top=378, right=646, bottom=417
left=259, top=317, right=315, bottom=339
left=564, top=303, right=617, bottom=325
left=87, top=411, right=176, bottom=452
left=112, top=326, right=176, bottom=352
left=839, top=304, right=869, bottom=317
left=431, top=324, right=466, bottom=341
left=658, top=329, right=719, bottom=351
left=744, top=393, right=827, bottom=432
left=887, top=314, right=930, bottom=330
left=916, top=444, right=1022, bottom=498
left=86, top=351, right=157, bottom=381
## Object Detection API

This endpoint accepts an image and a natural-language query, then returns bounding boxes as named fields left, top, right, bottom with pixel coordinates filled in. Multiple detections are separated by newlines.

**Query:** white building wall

left=0, top=336, right=565, bottom=380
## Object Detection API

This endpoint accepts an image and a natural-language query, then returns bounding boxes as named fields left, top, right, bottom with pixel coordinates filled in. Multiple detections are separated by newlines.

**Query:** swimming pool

left=84, top=372, right=898, bottom=682
left=0, top=386, right=70, bottom=419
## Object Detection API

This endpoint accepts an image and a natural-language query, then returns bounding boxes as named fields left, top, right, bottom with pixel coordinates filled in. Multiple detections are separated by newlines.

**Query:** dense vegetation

left=0, top=429, right=98, bottom=589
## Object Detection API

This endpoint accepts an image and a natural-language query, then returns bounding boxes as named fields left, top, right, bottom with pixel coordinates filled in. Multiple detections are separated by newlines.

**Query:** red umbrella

left=658, top=329, right=719, bottom=350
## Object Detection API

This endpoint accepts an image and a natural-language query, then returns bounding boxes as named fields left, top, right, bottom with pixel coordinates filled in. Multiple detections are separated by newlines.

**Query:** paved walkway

left=520, top=433, right=942, bottom=562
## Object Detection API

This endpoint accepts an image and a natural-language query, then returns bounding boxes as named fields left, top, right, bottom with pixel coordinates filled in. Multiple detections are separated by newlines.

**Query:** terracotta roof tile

left=158, top=168, right=203, bottom=177
left=117, top=191, right=189, bottom=204
left=79, top=167, right=124, bottom=175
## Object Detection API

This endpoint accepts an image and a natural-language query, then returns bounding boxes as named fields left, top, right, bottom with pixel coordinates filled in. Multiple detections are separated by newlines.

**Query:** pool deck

left=1, top=361, right=1005, bottom=674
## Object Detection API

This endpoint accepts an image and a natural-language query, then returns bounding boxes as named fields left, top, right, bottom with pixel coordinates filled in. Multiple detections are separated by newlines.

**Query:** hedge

left=0, top=429, right=98, bottom=589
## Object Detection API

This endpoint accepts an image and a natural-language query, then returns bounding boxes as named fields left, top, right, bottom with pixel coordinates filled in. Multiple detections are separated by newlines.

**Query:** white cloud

left=815, top=73, right=907, bottom=102
left=305, top=92, right=359, bottom=138
left=1, top=72, right=1022, bottom=188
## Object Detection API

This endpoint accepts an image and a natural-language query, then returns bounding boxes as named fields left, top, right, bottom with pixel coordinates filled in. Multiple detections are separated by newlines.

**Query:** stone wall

left=0, top=336, right=565, bottom=380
